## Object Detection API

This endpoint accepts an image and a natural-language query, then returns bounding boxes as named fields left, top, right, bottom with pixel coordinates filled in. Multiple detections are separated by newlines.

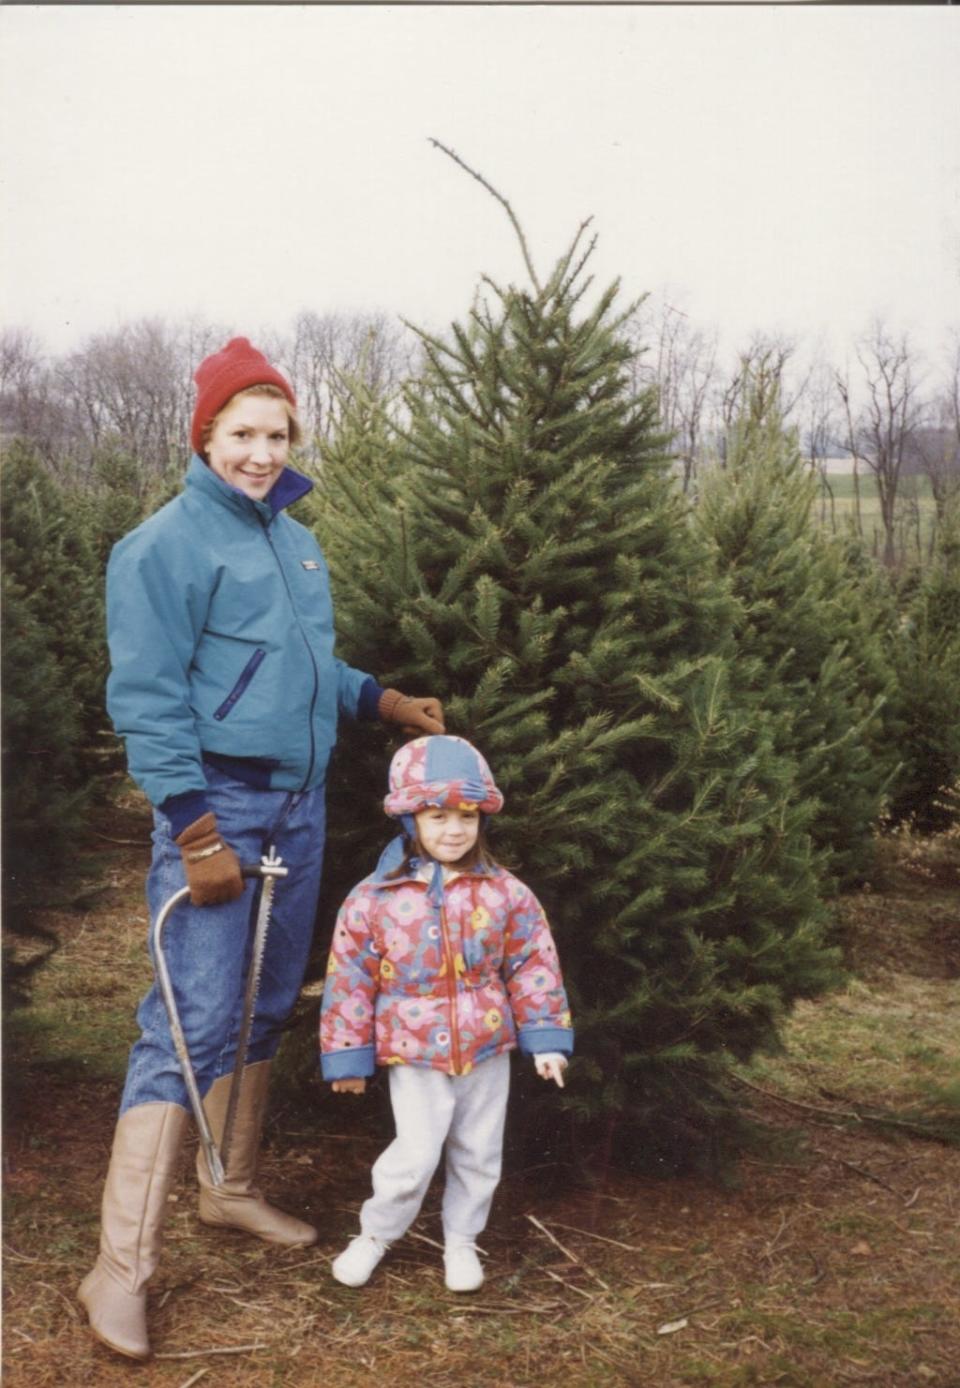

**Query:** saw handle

left=241, top=860, right=289, bottom=880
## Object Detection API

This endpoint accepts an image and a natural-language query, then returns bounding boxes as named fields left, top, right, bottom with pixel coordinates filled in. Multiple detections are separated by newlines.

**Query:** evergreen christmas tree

left=694, top=370, right=895, bottom=888
left=884, top=505, right=960, bottom=831
left=312, top=161, right=837, bottom=1163
left=0, top=444, right=110, bottom=887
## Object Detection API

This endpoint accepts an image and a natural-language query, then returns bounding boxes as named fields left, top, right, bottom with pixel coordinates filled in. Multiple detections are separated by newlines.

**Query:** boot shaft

left=100, top=1102, right=189, bottom=1291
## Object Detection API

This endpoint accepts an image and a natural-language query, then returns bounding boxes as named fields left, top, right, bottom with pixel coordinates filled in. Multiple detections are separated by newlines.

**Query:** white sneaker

left=444, top=1243, right=484, bottom=1292
left=331, top=1234, right=391, bottom=1287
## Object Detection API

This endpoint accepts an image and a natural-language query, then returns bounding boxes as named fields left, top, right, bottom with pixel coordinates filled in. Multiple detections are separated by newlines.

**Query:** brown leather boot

left=196, top=1060, right=317, bottom=1246
left=78, top=1102, right=188, bottom=1360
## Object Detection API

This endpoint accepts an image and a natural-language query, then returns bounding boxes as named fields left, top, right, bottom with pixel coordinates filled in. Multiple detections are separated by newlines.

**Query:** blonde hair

left=200, top=384, right=302, bottom=454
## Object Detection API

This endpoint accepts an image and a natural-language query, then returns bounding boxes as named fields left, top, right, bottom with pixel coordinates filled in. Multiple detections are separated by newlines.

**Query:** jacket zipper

left=438, top=900, right=463, bottom=1076
left=213, top=648, right=267, bottom=721
left=258, top=517, right=318, bottom=789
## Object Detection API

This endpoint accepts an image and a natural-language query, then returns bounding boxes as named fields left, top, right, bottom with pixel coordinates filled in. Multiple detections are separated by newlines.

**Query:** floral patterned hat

left=384, top=736, right=504, bottom=819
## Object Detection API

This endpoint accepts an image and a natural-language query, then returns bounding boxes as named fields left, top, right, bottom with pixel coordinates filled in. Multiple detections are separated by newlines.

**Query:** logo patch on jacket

left=301, top=560, right=321, bottom=570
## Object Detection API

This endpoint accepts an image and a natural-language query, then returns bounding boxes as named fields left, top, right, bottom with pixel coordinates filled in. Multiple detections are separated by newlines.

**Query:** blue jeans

left=120, top=766, right=326, bottom=1115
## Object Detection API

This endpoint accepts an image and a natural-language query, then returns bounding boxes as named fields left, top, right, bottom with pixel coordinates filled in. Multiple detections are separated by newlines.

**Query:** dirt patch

left=3, top=814, right=959, bottom=1387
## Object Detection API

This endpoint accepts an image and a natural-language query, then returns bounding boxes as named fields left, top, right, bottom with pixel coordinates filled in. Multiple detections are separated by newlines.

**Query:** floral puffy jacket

left=320, top=863, right=573, bottom=1080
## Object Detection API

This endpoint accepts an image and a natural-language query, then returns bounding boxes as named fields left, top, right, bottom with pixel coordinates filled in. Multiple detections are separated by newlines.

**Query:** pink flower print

left=427, top=924, right=441, bottom=941
left=382, top=924, right=414, bottom=961
left=482, top=1008, right=503, bottom=1032
left=396, top=998, right=428, bottom=1026
left=345, top=990, right=371, bottom=1022
left=388, top=889, right=422, bottom=923
left=527, top=965, right=558, bottom=1003
left=393, top=1034, right=422, bottom=1060
left=478, top=881, right=505, bottom=910
left=327, top=1017, right=367, bottom=1048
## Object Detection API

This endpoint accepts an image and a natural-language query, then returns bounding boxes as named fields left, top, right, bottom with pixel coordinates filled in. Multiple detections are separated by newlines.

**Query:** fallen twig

left=447, top=1301, right=560, bottom=1315
left=543, top=1267, right=594, bottom=1300
left=764, top=1211, right=790, bottom=1259
left=526, top=1213, right=611, bottom=1291
left=155, top=1342, right=267, bottom=1360
left=407, top=1229, right=445, bottom=1251
left=545, top=1219, right=645, bottom=1253
left=811, top=1146, right=904, bottom=1199
left=177, top=1370, right=210, bottom=1388
left=735, top=1075, right=860, bottom=1121
left=38, top=1280, right=80, bottom=1320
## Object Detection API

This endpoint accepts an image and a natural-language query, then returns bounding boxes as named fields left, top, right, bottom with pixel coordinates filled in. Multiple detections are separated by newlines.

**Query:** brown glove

left=174, top=812, right=244, bottom=907
left=378, top=688, right=446, bottom=737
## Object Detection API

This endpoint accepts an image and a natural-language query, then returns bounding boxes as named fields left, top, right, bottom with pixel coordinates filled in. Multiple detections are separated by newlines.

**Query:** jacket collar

left=186, top=453, right=313, bottom=521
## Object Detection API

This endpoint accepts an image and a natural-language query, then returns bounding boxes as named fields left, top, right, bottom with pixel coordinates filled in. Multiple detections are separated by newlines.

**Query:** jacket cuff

left=160, top=790, right=211, bottom=839
left=357, top=677, right=387, bottom=721
left=321, top=1045, right=377, bottom=1081
left=517, top=1026, right=574, bottom=1057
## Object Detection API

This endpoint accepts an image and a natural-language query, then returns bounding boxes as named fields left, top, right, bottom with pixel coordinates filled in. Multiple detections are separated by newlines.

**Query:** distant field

left=811, top=470, right=938, bottom=563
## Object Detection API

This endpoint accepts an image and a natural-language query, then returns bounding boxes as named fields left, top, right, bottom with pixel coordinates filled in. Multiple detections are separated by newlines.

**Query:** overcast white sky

left=2, top=5, right=958, bottom=368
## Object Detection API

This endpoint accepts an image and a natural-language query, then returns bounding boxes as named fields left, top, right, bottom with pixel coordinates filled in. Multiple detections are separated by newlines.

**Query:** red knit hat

left=191, top=337, right=297, bottom=455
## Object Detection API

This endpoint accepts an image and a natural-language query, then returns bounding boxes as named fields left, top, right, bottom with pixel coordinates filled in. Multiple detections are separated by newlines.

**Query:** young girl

left=320, top=734, right=573, bottom=1292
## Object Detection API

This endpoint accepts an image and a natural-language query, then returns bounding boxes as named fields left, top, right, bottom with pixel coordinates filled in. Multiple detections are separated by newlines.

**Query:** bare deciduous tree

left=908, top=331, right=960, bottom=541
left=626, top=299, right=718, bottom=493
left=838, top=323, right=924, bottom=567
left=800, top=356, right=842, bottom=531
left=285, top=310, right=415, bottom=459
left=53, top=318, right=203, bottom=484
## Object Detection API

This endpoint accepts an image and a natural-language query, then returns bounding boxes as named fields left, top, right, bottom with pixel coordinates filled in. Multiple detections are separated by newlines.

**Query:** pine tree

left=1, top=569, right=88, bottom=883
left=311, top=168, right=837, bottom=1163
left=884, top=505, right=960, bottom=830
left=694, top=369, right=895, bottom=888
left=1, top=444, right=111, bottom=888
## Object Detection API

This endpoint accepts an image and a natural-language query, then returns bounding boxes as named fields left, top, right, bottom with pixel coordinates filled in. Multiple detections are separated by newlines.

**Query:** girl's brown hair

left=386, top=822, right=499, bottom=880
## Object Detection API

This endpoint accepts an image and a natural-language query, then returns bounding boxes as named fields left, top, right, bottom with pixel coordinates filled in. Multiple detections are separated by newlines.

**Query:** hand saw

left=151, top=849, right=288, bottom=1187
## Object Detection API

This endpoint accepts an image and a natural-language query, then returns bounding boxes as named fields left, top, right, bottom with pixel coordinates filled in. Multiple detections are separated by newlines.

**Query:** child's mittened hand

left=332, top=1078, right=367, bottom=1095
left=534, top=1053, right=568, bottom=1088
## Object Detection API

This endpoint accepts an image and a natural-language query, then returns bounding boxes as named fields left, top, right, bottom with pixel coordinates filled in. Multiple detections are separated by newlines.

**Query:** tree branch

left=429, top=137, right=541, bottom=293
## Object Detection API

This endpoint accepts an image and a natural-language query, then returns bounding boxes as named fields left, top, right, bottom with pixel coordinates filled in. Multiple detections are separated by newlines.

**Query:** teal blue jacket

left=106, top=456, right=375, bottom=820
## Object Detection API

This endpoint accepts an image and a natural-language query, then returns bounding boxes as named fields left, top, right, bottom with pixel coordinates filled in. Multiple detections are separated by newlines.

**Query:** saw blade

left=219, top=855, right=280, bottom=1169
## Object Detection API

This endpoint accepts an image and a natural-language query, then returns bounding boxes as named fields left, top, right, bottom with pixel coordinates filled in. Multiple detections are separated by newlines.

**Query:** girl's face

left=415, top=808, right=480, bottom=865
left=205, top=394, right=290, bottom=500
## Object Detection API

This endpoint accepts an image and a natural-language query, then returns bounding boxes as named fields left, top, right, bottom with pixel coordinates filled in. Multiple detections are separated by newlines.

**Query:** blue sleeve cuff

left=357, top=677, right=387, bottom=722
left=321, top=1045, right=377, bottom=1081
left=517, top=1027, right=574, bottom=1057
left=160, top=790, right=211, bottom=839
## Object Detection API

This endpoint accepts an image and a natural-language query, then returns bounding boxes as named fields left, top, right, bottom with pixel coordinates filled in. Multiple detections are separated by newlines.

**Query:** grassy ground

left=3, top=798, right=959, bottom=1387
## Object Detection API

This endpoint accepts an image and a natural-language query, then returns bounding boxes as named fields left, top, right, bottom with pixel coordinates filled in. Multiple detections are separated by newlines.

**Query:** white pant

left=359, top=1053, right=510, bottom=1244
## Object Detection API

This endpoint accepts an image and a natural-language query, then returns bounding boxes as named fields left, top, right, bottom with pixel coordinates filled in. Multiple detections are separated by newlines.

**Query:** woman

left=79, top=337, right=444, bottom=1360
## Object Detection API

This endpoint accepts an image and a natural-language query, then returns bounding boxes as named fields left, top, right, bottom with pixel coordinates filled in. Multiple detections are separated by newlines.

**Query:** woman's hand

left=332, top=1078, right=367, bottom=1095
left=378, top=689, right=446, bottom=737
left=175, top=812, right=244, bottom=906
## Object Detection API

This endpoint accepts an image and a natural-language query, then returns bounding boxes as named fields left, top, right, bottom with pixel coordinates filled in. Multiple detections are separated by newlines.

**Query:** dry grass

left=3, top=808, right=959, bottom=1387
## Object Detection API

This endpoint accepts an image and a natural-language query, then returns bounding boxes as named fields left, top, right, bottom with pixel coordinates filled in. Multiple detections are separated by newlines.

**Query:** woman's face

left=205, top=394, right=291, bottom=500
